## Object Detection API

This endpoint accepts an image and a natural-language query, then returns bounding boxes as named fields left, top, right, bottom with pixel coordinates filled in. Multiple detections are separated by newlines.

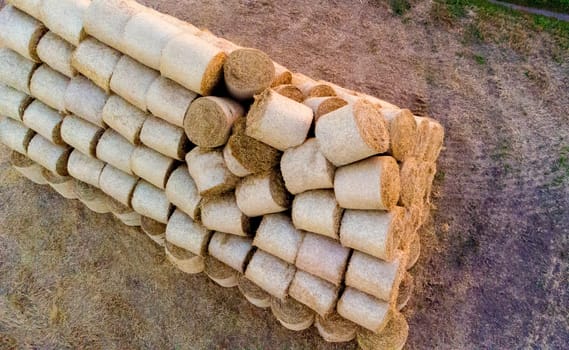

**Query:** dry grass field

left=1, top=0, right=568, bottom=349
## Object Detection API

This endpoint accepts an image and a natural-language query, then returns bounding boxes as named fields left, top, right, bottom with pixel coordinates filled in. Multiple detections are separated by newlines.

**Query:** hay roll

left=397, top=272, right=413, bottom=311
left=245, top=250, right=296, bottom=299
left=381, top=108, right=418, bottom=161
left=200, top=193, right=250, bottom=237
left=303, top=96, right=347, bottom=120
left=406, top=233, right=420, bottom=270
left=292, top=190, right=342, bottom=240
left=357, top=311, right=409, bottom=350
left=334, top=156, right=401, bottom=210
left=295, top=233, right=350, bottom=286
left=146, top=76, right=197, bottom=128
left=60, top=115, right=104, bottom=157
left=0, top=83, right=33, bottom=121
left=270, top=297, right=314, bottom=331
left=22, top=100, right=64, bottom=145
left=273, top=84, right=304, bottom=103
left=280, top=138, right=335, bottom=195
left=94, top=129, right=133, bottom=175
left=0, top=5, right=46, bottom=62
left=0, top=117, right=35, bottom=154
left=289, top=270, right=339, bottom=317
left=42, top=169, right=77, bottom=199
left=36, top=32, right=77, bottom=78
left=161, top=33, right=226, bottom=96
left=340, top=208, right=404, bottom=261
left=29, top=64, right=69, bottom=113
left=64, top=75, right=108, bottom=128
left=398, top=157, right=427, bottom=207
left=185, top=148, right=239, bottom=196
left=140, top=116, right=190, bottom=160
left=315, top=313, right=358, bottom=343
left=40, top=0, right=89, bottom=46
left=246, top=89, right=313, bottom=151
left=315, top=99, right=389, bottom=166
left=238, top=276, right=271, bottom=308
left=291, top=73, right=318, bottom=96
left=27, top=134, right=71, bottom=176
left=222, top=142, right=252, bottom=178
left=204, top=256, right=239, bottom=288
left=165, top=242, right=204, bottom=274
left=10, top=151, right=47, bottom=185
left=272, top=63, right=293, bottom=87
left=0, top=48, right=37, bottom=94
left=337, top=288, right=391, bottom=333
left=7, top=0, right=43, bottom=19
left=165, top=209, right=211, bottom=256
left=67, top=149, right=105, bottom=187
left=184, top=96, right=244, bottom=148
left=235, top=171, right=290, bottom=217
left=110, top=56, right=159, bottom=111
left=423, top=162, right=437, bottom=205
left=108, top=199, right=141, bottom=226
left=208, top=232, right=253, bottom=273
left=71, top=37, right=122, bottom=93
left=101, top=95, right=148, bottom=145
left=141, top=216, right=166, bottom=246
left=130, top=146, right=177, bottom=190
left=165, top=165, right=201, bottom=220
left=224, top=48, right=275, bottom=100
left=98, top=164, right=138, bottom=207
left=131, top=180, right=173, bottom=224
left=252, top=213, right=304, bottom=264
left=413, top=116, right=445, bottom=163
left=74, top=180, right=111, bottom=213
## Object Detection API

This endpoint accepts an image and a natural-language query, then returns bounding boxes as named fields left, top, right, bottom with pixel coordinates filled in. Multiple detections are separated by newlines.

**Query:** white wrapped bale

left=200, top=193, right=250, bottom=237
left=223, top=48, right=275, bottom=100
left=238, top=276, right=271, bottom=308
left=292, top=190, right=343, bottom=240
left=110, top=55, right=159, bottom=111
left=0, top=5, right=46, bottom=62
left=7, top=0, right=43, bottom=19
left=246, top=89, right=313, bottom=151
left=71, top=37, right=122, bottom=93
left=140, top=116, right=190, bottom=160
left=295, top=233, right=350, bottom=286
left=0, top=83, right=33, bottom=121
left=98, top=164, right=138, bottom=207
left=0, top=48, right=37, bottom=94
left=165, top=242, right=204, bottom=274
left=337, top=288, right=391, bottom=334
left=204, top=256, right=239, bottom=288
left=10, top=151, right=47, bottom=185
left=252, top=213, right=304, bottom=264
left=27, top=134, right=71, bottom=176
left=146, top=76, right=197, bottom=128
left=0, top=117, right=35, bottom=154
left=130, top=146, right=177, bottom=190
left=245, top=250, right=296, bottom=299
left=165, top=165, right=201, bottom=220
left=40, top=0, right=89, bottom=46
left=315, top=313, right=358, bottom=343
left=235, top=171, right=290, bottom=217
left=74, top=180, right=111, bottom=213
left=67, top=149, right=105, bottom=187
left=22, top=100, right=64, bottom=145
left=208, top=232, right=253, bottom=273
left=101, top=95, right=148, bottom=144
left=36, top=32, right=77, bottom=78
left=42, top=168, right=77, bottom=199
left=185, top=148, right=239, bottom=196
left=270, top=296, right=314, bottom=331
left=289, top=270, right=339, bottom=317
left=165, top=209, right=211, bottom=256
left=29, top=64, right=69, bottom=113
left=141, top=216, right=166, bottom=246
left=131, top=180, right=173, bottom=224
left=60, top=115, right=104, bottom=157
left=64, top=75, right=108, bottom=128
left=96, top=128, right=136, bottom=175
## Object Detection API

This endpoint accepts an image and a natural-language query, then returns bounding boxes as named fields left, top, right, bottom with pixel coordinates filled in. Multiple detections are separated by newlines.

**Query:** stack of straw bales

left=0, top=1, right=444, bottom=348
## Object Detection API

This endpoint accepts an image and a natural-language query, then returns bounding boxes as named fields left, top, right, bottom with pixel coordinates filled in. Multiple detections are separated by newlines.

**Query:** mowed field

left=1, top=1, right=568, bottom=349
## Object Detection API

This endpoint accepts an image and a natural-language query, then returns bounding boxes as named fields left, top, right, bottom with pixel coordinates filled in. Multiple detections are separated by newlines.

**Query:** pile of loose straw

left=0, top=1, right=445, bottom=348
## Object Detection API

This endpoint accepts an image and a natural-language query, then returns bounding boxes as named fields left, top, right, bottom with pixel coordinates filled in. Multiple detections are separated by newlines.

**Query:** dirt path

left=1, top=1, right=568, bottom=349
left=489, top=0, right=569, bottom=22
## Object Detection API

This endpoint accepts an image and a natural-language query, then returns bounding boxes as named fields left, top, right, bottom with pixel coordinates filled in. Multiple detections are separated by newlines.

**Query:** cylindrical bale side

left=42, top=168, right=77, bottom=199
left=223, top=48, right=275, bottom=100
left=273, top=84, right=304, bottom=103
left=145, top=76, right=197, bottom=128
left=295, top=233, right=350, bottom=286
left=98, top=164, right=138, bottom=207
left=252, top=213, right=304, bottom=265
left=40, top=0, right=89, bottom=46
left=131, top=180, right=173, bottom=224
left=0, top=83, right=33, bottom=121
left=244, top=250, right=296, bottom=300
left=110, top=55, right=159, bottom=111
left=200, top=193, right=250, bottom=237
left=235, top=170, right=290, bottom=217
left=0, top=48, right=38, bottom=94
left=270, top=296, right=315, bottom=331
left=71, top=37, right=122, bottom=93
left=413, top=116, right=445, bottom=163
left=108, top=199, right=141, bottom=226
left=165, top=209, right=211, bottom=256
left=60, top=115, right=104, bottom=157
left=130, top=146, right=177, bottom=189
left=406, top=233, right=421, bottom=270
left=10, top=150, right=47, bottom=185
left=382, top=108, right=418, bottom=161
left=8, top=0, right=43, bottom=19
left=208, top=232, right=253, bottom=273
left=141, top=215, right=166, bottom=246
left=96, top=128, right=136, bottom=175
left=165, top=241, right=205, bottom=274
left=398, top=157, right=427, bottom=208
left=27, top=134, right=70, bottom=176
left=185, top=147, right=239, bottom=196
left=238, top=275, right=271, bottom=308
left=337, top=288, right=391, bottom=334
left=397, top=272, right=414, bottom=311
left=315, top=313, right=359, bottom=343
left=74, top=180, right=111, bottom=214
left=291, top=72, right=317, bottom=97
left=271, top=62, right=292, bottom=87
left=36, top=31, right=77, bottom=78
left=165, top=165, right=201, bottom=220
left=140, top=116, right=190, bottom=160
left=101, top=95, right=148, bottom=144
left=204, top=255, right=239, bottom=288
left=22, top=100, right=64, bottom=145
left=303, top=96, right=347, bottom=121
left=64, top=75, right=108, bottom=128
left=67, top=149, right=105, bottom=187
left=0, top=117, right=35, bottom=154
left=292, top=190, right=343, bottom=240
left=30, top=64, right=69, bottom=113
left=0, top=5, right=46, bottom=62
left=357, top=311, right=409, bottom=350
left=288, top=270, right=339, bottom=318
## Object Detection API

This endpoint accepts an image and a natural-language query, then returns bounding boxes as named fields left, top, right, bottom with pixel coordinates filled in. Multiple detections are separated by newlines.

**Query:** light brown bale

left=71, top=37, right=122, bottom=93
left=295, top=233, right=350, bottom=286
left=36, top=32, right=77, bottom=78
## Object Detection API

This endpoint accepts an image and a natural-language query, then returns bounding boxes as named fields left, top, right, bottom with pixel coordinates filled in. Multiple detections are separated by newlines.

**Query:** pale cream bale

left=235, top=171, right=290, bottom=217
left=208, top=232, right=253, bottom=273
left=36, top=32, right=77, bottom=78
left=245, top=250, right=296, bottom=299
left=222, top=142, right=252, bottom=177
left=145, top=76, right=197, bottom=128
left=30, top=64, right=69, bottom=113
left=67, top=149, right=105, bottom=187
left=27, top=134, right=71, bottom=176
left=130, top=146, right=177, bottom=189
left=204, top=256, right=239, bottom=288
left=0, top=5, right=46, bottom=62
left=185, top=148, right=239, bottom=196
left=289, top=270, right=339, bottom=317
left=110, top=55, right=159, bottom=111
left=98, top=164, right=138, bottom=207
left=0, top=117, right=35, bottom=154
left=200, top=193, right=250, bottom=237
left=40, top=0, right=89, bottom=46
left=165, top=165, right=202, bottom=220
left=337, top=288, right=391, bottom=333
left=42, top=168, right=77, bottom=199
left=165, top=209, right=211, bottom=256
left=0, top=48, right=37, bottom=94
left=10, top=151, right=47, bottom=185
left=102, top=95, right=148, bottom=144
left=96, top=129, right=136, bottom=175
left=64, top=75, right=108, bottom=128
left=60, top=115, right=104, bottom=157
left=22, top=100, right=64, bottom=145
left=71, top=37, right=122, bottom=93
left=295, top=233, right=350, bottom=286
left=140, top=116, right=190, bottom=160
left=74, top=180, right=111, bottom=214
left=165, top=242, right=204, bottom=274
left=108, top=200, right=140, bottom=226
left=292, top=190, right=343, bottom=240
left=0, top=83, right=32, bottom=121
left=7, top=0, right=43, bottom=19
left=238, top=276, right=271, bottom=308
left=252, top=213, right=304, bottom=264
left=131, top=180, right=173, bottom=224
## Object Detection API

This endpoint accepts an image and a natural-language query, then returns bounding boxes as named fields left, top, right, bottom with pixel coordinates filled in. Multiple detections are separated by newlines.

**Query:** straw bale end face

left=224, top=48, right=276, bottom=100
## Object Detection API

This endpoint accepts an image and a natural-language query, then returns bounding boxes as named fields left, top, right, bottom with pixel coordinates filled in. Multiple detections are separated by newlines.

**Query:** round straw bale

left=413, top=116, right=444, bottom=163
left=0, top=117, right=35, bottom=154
left=60, top=115, right=103, bottom=157
left=130, top=146, right=177, bottom=190
left=292, top=190, right=342, bottom=239
left=397, top=272, right=413, bottom=311
left=122, top=11, right=183, bottom=70
left=208, top=232, right=253, bottom=273
left=295, top=233, right=350, bottom=286
left=422, top=161, right=437, bottom=204
left=291, top=73, right=318, bottom=97
left=246, top=89, right=313, bottom=151
left=0, top=48, right=38, bottom=94
left=406, top=233, right=420, bottom=270
left=67, top=149, right=105, bottom=187
left=108, top=198, right=141, bottom=226
left=184, top=96, right=244, bottom=148
left=84, top=0, right=145, bottom=50
left=224, top=48, right=275, bottom=100
left=165, top=209, right=211, bottom=256
left=98, top=164, right=138, bottom=207
left=71, top=37, right=122, bottom=93
left=272, top=63, right=293, bottom=87
left=0, top=83, right=33, bottom=121
left=337, top=288, right=391, bottom=333
left=398, top=157, right=425, bottom=208
left=40, top=0, right=89, bottom=46
left=97, top=129, right=136, bottom=175
left=64, top=75, right=108, bottom=128
left=196, top=29, right=240, bottom=53
left=185, top=148, right=239, bottom=196
left=30, top=64, right=69, bottom=113
left=141, top=215, right=166, bottom=245
left=146, top=76, right=197, bottom=128
left=340, top=207, right=404, bottom=261
left=381, top=108, right=418, bottom=161
left=358, top=93, right=400, bottom=110
left=102, top=95, right=148, bottom=144
left=400, top=204, right=424, bottom=240
left=10, top=150, right=47, bottom=185
left=74, top=180, right=111, bottom=214
left=165, top=241, right=204, bottom=274
left=42, top=168, right=77, bottom=199
left=308, top=83, right=336, bottom=98
left=289, top=270, right=339, bottom=317
left=223, top=117, right=281, bottom=176
left=22, top=100, right=64, bottom=145
left=204, top=255, right=239, bottom=288
left=315, top=99, right=390, bottom=166
left=357, top=311, right=409, bottom=350
left=131, top=180, right=173, bottom=224
left=27, top=134, right=71, bottom=176
left=304, top=97, right=348, bottom=121
left=252, top=213, right=304, bottom=264
left=273, top=84, right=304, bottom=103
left=315, top=313, right=358, bottom=343
left=200, top=193, right=250, bottom=237
left=235, top=171, right=290, bottom=217
left=36, top=32, right=76, bottom=78
left=110, top=55, right=159, bottom=111
left=8, top=0, right=43, bottom=19
left=139, top=116, right=190, bottom=160
left=280, top=138, right=335, bottom=195
left=245, top=250, right=296, bottom=300
left=165, top=165, right=202, bottom=220
left=270, top=296, right=314, bottom=331
left=238, top=275, right=271, bottom=308
left=160, top=32, right=226, bottom=96
left=0, top=5, right=46, bottom=62
left=334, top=156, right=401, bottom=210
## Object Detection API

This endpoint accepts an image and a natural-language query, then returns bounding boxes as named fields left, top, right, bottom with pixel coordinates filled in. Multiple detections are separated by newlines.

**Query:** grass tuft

left=390, top=0, right=412, bottom=16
